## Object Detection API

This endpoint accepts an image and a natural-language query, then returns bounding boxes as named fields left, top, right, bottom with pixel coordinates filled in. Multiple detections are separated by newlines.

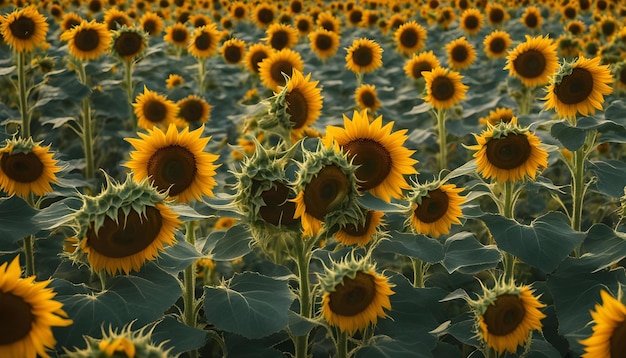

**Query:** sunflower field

left=1, top=0, right=626, bottom=357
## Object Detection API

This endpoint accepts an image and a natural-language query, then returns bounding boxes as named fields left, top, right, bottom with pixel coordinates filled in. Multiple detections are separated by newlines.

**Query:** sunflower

left=164, top=23, right=190, bottom=49
left=0, top=256, right=73, bottom=358
left=244, top=43, right=274, bottom=75
left=597, top=15, right=618, bottom=40
left=251, top=3, right=276, bottom=28
left=565, top=20, right=585, bottom=36
left=467, top=121, right=549, bottom=183
left=132, top=86, right=180, bottom=130
left=345, top=38, right=384, bottom=74
left=323, top=110, right=418, bottom=202
left=1, top=5, right=49, bottom=53
left=478, top=107, right=515, bottom=126
left=265, top=22, right=298, bottom=50
left=189, top=13, right=211, bottom=28
left=504, top=35, right=559, bottom=88
left=459, top=8, right=484, bottom=36
left=188, top=23, right=221, bottom=58
left=0, top=137, right=61, bottom=198
left=61, top=12, right=82, bottom=31
left=139, top=11, right=164, bottom=36
left=110, top=26, right=148, bottom=62
left=320, top=257, right=394, bottom=335
left=580, top=290, right=626, bottom=357
left=403, top=50, right=440, bottom=80
left=176, top=94, right=211, bottom=125
left=316, top=12, right=341, bottom=33
left=521, top=6, right=542, bottom=30
left=471, top=280, right=546, bottom=355
left=308, top=28, right=340, bottom=60
left=422, top=66, right=469, bottom=110
left=486, top=3, right=508, bottom=26
left=445, top=37, right=476, bottom=70
left=281, top=68, right=323, bottom=136
left=258, top=48, right=304, bottom=91
left=354, top=84, right=381, bottom=112
left=125, top=124, right=219, bottom=203
left=288, top=0, right=304, bottom=14
left=335, top=209, right=384, bottom=247
left=60, top=20, right=111, bottom=61
left=561, top=3, right=578, bottom=20
left=406, top=180, right=465, bottom=237
left=220, top=37, right=246, bottom=64
left=347, top=6, right=364, bottom=27
left=87, top=0, right=103, bottom=14
left=165, top=73, right=184, bottom=88
left=556, top=35, right=583, bottom=59
left=103, top=8, right=131, bottom=30
left=615, top=61, right=626, bottom=90
left=388, top=13, right=407, bottom=32
left=48, top=4, right=64, bottom=21
left=393, top=20, right=427, bottom=55
left=543, top=56, right=614, bottom=119
left=483, top=30, right=511, bottom=59
left=294, top=14, right=314, bottom=36
left=229, top=1, right=248, bottom=21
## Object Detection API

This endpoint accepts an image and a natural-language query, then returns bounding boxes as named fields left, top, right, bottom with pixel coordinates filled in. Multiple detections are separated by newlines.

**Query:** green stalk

left=76, top=61, right=95, bottom=181
left=23, top=194, right=36, bottom=276
left=17, top=51, right=30, bottom=139
left=436, top=108, right=447, bottom=171
left=336, top=330, right=348, bottom=358
left=411, top=258, right=425, bottom=288
left=502, top=180, right=516, bottom=283
left=197, top=58, right=207, bottom=92
left=183, top=221, right=198, bottom=358
left=123, top=61, right=136, bottom=130
left=518, top=86, right=532, bottom=116
left=570, top=146, right=586, bottom=232
left=294, top=237, right=312, bottom=358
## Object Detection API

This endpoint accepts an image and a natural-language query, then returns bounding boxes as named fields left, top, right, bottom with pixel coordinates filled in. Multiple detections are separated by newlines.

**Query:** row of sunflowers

left=1, top=0, right=626, bottom=357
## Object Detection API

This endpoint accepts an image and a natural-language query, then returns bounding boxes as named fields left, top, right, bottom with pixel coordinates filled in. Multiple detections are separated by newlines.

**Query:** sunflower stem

left=197, top=58, right=207, bottom=93
left=123, top=60, right=136, bottom=129
left=183, top=221, right=198, bottom=358
left=411, top=258, right=425, bottom=288
left=518, top=86, right=533, bottom=115
left=294, top=236, right=312, bottom=358
left=76, top=61, right=95, bottom=182
left=17, top=51, right=31, bottom=139
left=570, top=146, right=587, bottom=233
left=502, top=181, right=516, bottom=282
left=336, top=330, right=349, bottom=358
left=436, top=108, right=448, bottom=171
left=23, top=235, right=35, bottom=277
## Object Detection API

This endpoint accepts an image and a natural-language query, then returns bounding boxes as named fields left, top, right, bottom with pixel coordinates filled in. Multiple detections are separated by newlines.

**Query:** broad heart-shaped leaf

left=202, top=224, right=252, bottom=261
left=34, top=197, right=82, bottom=230
left=150, top=315, right=208, bottom=355
left=204, top=272, right=295, bottom=339
left=604, top=100, right=626, bottom=126
left=550, top=116, right=626, bottom=151
left=375, top=232, right=444, bottom=264
left=481, top=212, right=585, bottom=274
left=287, top=310, right=318, bottom=336
left=355, top=335, right=430, bottom=358
left=523, top=336, right=564, bottom=358
left=442, top=232, right=501, bottom=274
left=586, top=159, right=626, bottom=198
left=0, top=195, right=40, bottom=246
left=155, top=235, right=204, bottom=274
left=546, top=258, right=626, bottom=355
left=580, top=224, right=626, bottom=272
left=221, top=333, right=284, bottom=358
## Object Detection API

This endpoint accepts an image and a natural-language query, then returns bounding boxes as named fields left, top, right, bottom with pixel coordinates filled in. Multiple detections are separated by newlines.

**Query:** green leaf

left=580, top=224, right=626, bottom=272
left=0, top=65, right=15, bottom=75
left=203, top=224, right=252, bottom=261
left=481, top=212, right=585, bottom=273
left=442, top=232, right=501, bottom=274
left=156, top=236, right=204, bottom=274
left=550, top=116, right=626, bottom=151
left=376, top=232, right=444, bottom=263
left=287, top=310, right=318, bottom=336
left=169, top=203, right=214, bottom=220
left=525, top=337, right=563, bottom=358
left=358, top=192, right=406, bottom=212
left=355, top=335, right=430, bottom=358
left=0, top=196, right=40, bottom=246
left=586, top=160, right=626, bottom=198
left=550, top=121, right=586, bottom=151
left=34, top=197, right=82, bottom=230
left=39, top=116, right=77, bottom=129
left=204, top=272, right=295, bottom=339
left=150, top=316, right=208, bottom=355
left=222, top=333, right=284, bottom=358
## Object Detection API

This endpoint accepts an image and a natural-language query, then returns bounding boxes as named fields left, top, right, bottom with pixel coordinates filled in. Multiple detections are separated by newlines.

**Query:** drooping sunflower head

left=319, top=255, right=394, bottom=335
left=543, top=56, right=614, bottom=120
left=1, top=5, right=49, bottom=53
left=60, top=19, right=112, bottom=61
left=459, top=8, right=484, bottom=36
left=323, top=109, right=418, bottom=202
left=188, top=23, right=221, bottom=59
left=125, top=123, right=220, bottom=203
left=258, top=48, right=304, bottom=91
left=354, top=84, right=381, bottom=112
left=0, top=255, right=73, bottom=358
left=110, top=26, right=148, bottom=62
left=0, top=137, right=61, bottom=198
left=345, top=38, right=384, bottom=74
left=220, top=37, right=247, bottom=65
left=478, top=107, right=516, bottom=126
left=393, top=20, right=427, bottom=55
left=469, top=279, right=546, bottom=355
left=403, top=50, right=440, bottom=81
left=308, top=28, right=341, bottom=60
left=404, top=179, right=465, bottom=237
left=504, top=35, right=559, bottom=88
left=446, top=36, right=477, bottom=70
left=292, top=141, right=363, bottom=237
left=71, top=174, right=182, bottom=275
left=264, top=22, right=298, bottom=51
left=176, top=94, right=211, bottom=125
left=422, top=66, right=469, bottom=110
left=580, top=290, right=626, bottom=358
left=335, top=208, right=384, bottom=247
left=467, top=120, right=549, bottom=183
left=163, top=23, right=190, bottom=48
left=483, top=30, right=512, bottom=59
left=139, top=11, right=164, bottom=36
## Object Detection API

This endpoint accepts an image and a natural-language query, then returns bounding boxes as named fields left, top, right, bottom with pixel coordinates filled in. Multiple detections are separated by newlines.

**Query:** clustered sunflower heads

left=579, top=289, right=626, bottom=358
left=64, top=322, right=171, bottom=358
left=318, top=255, right=394, bottom=335
left=70, top=174, right=182, bottom=275
left=468, top=278, right=546, bottom=355
left=292, top=141, right=363, bottom=237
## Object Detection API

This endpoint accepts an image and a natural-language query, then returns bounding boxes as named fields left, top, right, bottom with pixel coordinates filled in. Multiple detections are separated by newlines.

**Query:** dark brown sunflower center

left=342, top=210, right=373, bottom=236
left=257, top=8, right=274, bottom=25
left=114, top=32, right=143, bottom=58
left=233, top=7, right=245, bottom=19
left=431, top=76, right=456, bottom=101
left=303, top=165, right=350, bottom=221
left=270, top=60, right=293, bottom=87
left=485, top=133, right=532, bottom=170
left=413, top=188, right=449, bottom=223
left=143, top=20, right=158, bottom=35
left=328, top=272, right=376, bottom=316
left=554, top=67, right=594, bottom=105
left=489, top=8, right=504, bottom=23
left=610, top=318, right=626, bottom=358
left=400, top=28, right=418, bottom=48
left=290, top=0, right=303, bottom=13
left=9, top=16, right=36, bottom=40
left=483, top=294, right=526, bottom=336
left=352, top=46, right=374, bottom=67
left=50, top=6, right=63, bottom=17
left=619, top=66, right=626, bottom=85
left=464, top=15, right=479, bottom=30
left=579, top=0, right=590, bottom=10
left=172, top=28, right=188, bottom=43
left=296, top=19, right=310, bottom=32
left=286, top=89, right=308, bottom=129
left=74, top=28, right=100, bottom=51
left=563, top=7, right=576, bottom=19
left=524, top=13, right=538, bottom=28
left=359, top=90, right=376, bottom=108
left=108, top=16, right=129, bottom=30
left=270, top=31, right=289, bottom=50
left=250, top=51, right=268, bottom=73
left=349, top=10, right=363, bottom=25
left=193, top=18, right=207, bottom=28
left=194, top=32, right=213, bottom=51
left=320, top=20, right=335, bottom=32
left=597, top=0, right=608, bottom=10
left=411, top=62, right=432, bottom=79
left=489, top=37, right=506, bottom=54
left=259, top=181, right=296, bottom=226
left=1, top=152, right=44, bottom=183
left=315, top=34, right=332, bottom=50
left=343, top=138, right=391, bottom=190
left=568, top=24, right=582, bottom=35
left=458, top=0, right=468, bottom=9
left=147, top=145, right=197, bottom=195
left=179, top=100, right=204, bottom=123
left=0, top=291, right=33, bottom=345
left=451, top=45, right=469, bottom=63
left=86, top=206, right=163, bottom=258
left=142, top=99, right=167, bottom=123
left=601, top=21, right=616, bottom=37
left=64, top=18, right=81, bottom=30
left=513, top=49, right=546, bottom=79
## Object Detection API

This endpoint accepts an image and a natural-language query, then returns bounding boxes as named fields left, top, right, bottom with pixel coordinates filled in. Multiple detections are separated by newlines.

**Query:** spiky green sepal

left=318, top=254, right=376, bottom=293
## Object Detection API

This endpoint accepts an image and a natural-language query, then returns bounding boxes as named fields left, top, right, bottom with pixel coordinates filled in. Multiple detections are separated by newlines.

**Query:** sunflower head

left=133, top=86, right=180, bottom=130
left=469, top=278, right=546, bottom=355
left=354, top=84, right=381, bottom=112
left=1, top=5, right=49, bottom=53
left=503, top=35, right=559, bottom=88
left=0, top=137, right=61, bottom=198
left=404, top=179, right=465, bottom=237
left=188, top=23, right=221, bottom=59
left=345, top=38, right=384, bottom=74
left=422, top=66, right=469, bottom=110
left=335, top=208, right=385, bottom=247
left=404, top=50, right=440, bottom=81
left=258, top=48, right=304, bottom=91
left=176, top=94, right=211, bottom=125
left=393, top=20, right=427, bottom=55
left=318, top=255, right=394, bottom=335
left=60, top=19, right=112, bottom=62
left=308, top=28, right=341, bottom=60
left=265, top=22, right=298, bottom=51
left=70, top=174, right=182, bottom=275
left=110, top=26, right=149, bottom=62
left=579, top=290, right=626, bottom=358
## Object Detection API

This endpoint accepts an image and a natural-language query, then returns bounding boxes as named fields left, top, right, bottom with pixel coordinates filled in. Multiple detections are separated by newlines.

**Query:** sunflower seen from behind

left=125, top=124, right=219, bottom=203
left=0, top=255, right=73, bottom=358
left=132, top=86, right=180, bottom=130
left=258, top=48, right=304, bottom=91
left=1, top=5, right=49, bottom=53
left=405, top=179, right=465, bottom=237
left=580, top=290, right=626, bottom=357
left=504, top=35, right=559, bottom=88
left=345, top=38, right=384, bottom=75
left=422, top=66, right=468, bottom=110
left=60, top=19, right=111, bottom=61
